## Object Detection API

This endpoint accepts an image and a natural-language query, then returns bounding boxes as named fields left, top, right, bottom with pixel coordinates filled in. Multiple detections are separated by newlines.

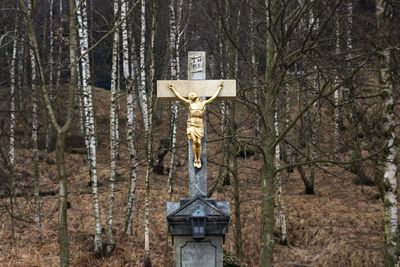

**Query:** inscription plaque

left=181, top=241, right=216, bottom=267
left=190, top=56, right=204, bottom=73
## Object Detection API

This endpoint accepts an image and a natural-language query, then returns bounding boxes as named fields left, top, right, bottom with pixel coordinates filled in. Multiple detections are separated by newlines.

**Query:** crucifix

left=157, top=51, right=236, bottom=198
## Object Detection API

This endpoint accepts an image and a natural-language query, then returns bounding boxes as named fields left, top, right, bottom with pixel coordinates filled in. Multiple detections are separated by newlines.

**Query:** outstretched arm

left=169, top=84, right=190, bottom=104
left=205, top=82, right=223, bottom=104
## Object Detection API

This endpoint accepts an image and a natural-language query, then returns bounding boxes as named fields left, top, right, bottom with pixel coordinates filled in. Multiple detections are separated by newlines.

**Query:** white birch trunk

left=169, top=0, right=177, bottom=78
left=139, top=0, right=149, bottom=132
left=333, top=5, right=342, bottom=159
left=345, top=2, right=353, bottom=57
left=76, top=1, right=86, bottom=137
left=310, top=67, right=319, bottom=188
left=106, top=0, right=120, bottom=253
left=49, top=0, right=54, bottom=87
left=309, top=11, right=319, bottom=186
left=9, top=20, right=18, bottom=168
left=217, top=0, right=229, bottom=187
left=8, top=17, right=19, bottom=239
left=78, top=85, right=86, bottom=135
left=122, top=0, right=139, bottom=236
left=56, top=0, right=63, bottom=90
left=46, top=0, right=55, bottom=151
left=167, top=102, right=178, bottom=200
left=124, top=89, right=138, bottom=236
left=234, top=8, right=240, bottom=76
left=381, top=47, right=398, bottom=267
left=251, top=3, right=260, bottom=137
left=128, top=13, right=138, bottom=92
left=376, top=1, right=398, bottom=265
left=284, top=81, right=292, bottom=165
left=144, top=1, right=156, bottom=258
left=167, top=0, right=183, bottom=200
left=76, top=0, right=102, bottom=255
left=144, top=165, right=151, bottom=257
left=27, top=0, right=41, bottom=227
left=49, top=0, right=55, bottom=89
left=275, top=110, right=287, bottom=245
left=17, top=39, right=24, bottom=111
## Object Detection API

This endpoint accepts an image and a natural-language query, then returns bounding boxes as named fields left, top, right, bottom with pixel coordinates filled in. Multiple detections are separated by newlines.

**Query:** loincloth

left=187, top=121, right=204, bottom=143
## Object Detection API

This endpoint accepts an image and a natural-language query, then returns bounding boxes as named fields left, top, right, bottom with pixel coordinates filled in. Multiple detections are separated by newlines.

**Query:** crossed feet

left=194, top=160, right=202, bottom=169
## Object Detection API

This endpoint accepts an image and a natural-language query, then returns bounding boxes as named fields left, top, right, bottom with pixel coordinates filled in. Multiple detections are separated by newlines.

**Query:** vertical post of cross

left=188, top=51, right=207, bottom=198
left=164, top=51, right=232, bottom=267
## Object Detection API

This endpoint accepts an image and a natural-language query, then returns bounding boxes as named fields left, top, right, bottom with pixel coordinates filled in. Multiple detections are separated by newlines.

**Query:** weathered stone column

left=188, top=51, right=207, bottom=198
left=163, top=51, right=232, bottom=267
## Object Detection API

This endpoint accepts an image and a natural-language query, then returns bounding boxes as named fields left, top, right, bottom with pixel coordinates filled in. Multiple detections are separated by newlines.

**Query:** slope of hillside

left=0, top=87, right=385, bottom=267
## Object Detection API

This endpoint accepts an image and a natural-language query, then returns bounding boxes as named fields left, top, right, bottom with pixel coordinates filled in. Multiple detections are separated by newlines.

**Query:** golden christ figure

left=168, top=83, right=223, bottom=168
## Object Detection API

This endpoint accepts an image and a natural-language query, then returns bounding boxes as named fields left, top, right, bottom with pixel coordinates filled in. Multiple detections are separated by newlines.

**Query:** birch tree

left=167, top=0, right=184, bottom=201
left=139, top=0, right=149, bottom=131
left=106, top=0, right=120, bottom=254
left=143, top=1, right=157, bottom=263
left=26, top=0, right=41, bottom=227
left=8, top=14, right=19, bottom=240
left=376, top=1, right=398, bottom=265
left=212, top=0, right=229, bottom=195
left=274, top=110, right=287, bottom=244
left=76, top=0, right=103, bottom=255
left=8, top=17, right=18, bottom=170
left=46, top=0, right=55, bottom=151
left=333, top=2, right=343, bottom=158
left=56, top=0, right=63, bottom=90
left=123, top=0, right=139, bottom=236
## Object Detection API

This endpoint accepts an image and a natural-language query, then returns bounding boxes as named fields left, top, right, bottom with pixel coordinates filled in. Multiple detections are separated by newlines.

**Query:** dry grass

left=0, top=88, right=386, bottom=267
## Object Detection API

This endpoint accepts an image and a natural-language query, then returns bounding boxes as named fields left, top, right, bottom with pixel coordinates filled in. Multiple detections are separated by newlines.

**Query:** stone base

left=173, top=236, right=223, bottom=267
left=167, top=197, right=229, bottom=267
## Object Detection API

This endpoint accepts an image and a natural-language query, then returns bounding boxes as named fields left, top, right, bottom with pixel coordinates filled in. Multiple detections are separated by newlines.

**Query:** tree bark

left=139, top=0, right=149, bottom=132
left=275, top=111, right=287, bottom=245
left=18, top=0, right=78, bottom=264
left=76, top=0, right=103, bottom=255
left=56, top=131, right=70, bottom=267
left=167, top=0, right=183, bottom=201
left=333, top=2, right=343, bottom=158
left=26, top=0, right=41, bottom=228
left=376, top=1, right=398, bottom=265
left=8, top=14, right=19, bottom=241
left=144, top=1, right=156, bottom=262
left=46, top=0, right=56, bottom=152
left=56, top=0, right=63, bottom=90
left=123, top=0, right=139, bottom=237
left=260, top=1, right=278, bottom=266
left=106, top=0, right=120, bottom=255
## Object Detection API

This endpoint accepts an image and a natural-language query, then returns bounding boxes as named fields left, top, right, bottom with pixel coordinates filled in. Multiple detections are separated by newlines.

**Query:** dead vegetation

left=0, top=88, right=386, bottom=267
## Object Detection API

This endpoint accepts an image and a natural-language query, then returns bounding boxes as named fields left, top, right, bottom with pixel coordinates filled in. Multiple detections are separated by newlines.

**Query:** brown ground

left=0, top=88, right=385, bottom=266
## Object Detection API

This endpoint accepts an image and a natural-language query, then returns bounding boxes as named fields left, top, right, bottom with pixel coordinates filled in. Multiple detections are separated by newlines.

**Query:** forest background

left=0, top=0, right=400, bottom=266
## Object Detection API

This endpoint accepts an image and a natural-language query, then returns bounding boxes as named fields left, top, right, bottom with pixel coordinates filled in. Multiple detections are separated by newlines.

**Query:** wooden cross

left=157, top=51, right=236, bottom=198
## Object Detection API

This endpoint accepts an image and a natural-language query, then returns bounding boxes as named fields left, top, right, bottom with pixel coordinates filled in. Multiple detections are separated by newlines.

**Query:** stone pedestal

left=173, top=236, right=223, bottom=267
left=167, top=197, right=230, bottom=267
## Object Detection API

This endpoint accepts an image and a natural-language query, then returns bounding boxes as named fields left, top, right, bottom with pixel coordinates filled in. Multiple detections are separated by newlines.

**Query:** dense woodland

left=0, top=0, right=400, bottom=266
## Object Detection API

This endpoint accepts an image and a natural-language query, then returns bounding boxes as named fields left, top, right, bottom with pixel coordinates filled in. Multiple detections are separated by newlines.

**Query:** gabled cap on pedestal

left=167, top=197, right=230, bottom=237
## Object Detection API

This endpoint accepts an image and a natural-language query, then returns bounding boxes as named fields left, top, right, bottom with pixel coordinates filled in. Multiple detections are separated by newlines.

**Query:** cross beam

left=156, top=51, right=236, bottom=198
left=157, top=80, right=236, bottom=100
